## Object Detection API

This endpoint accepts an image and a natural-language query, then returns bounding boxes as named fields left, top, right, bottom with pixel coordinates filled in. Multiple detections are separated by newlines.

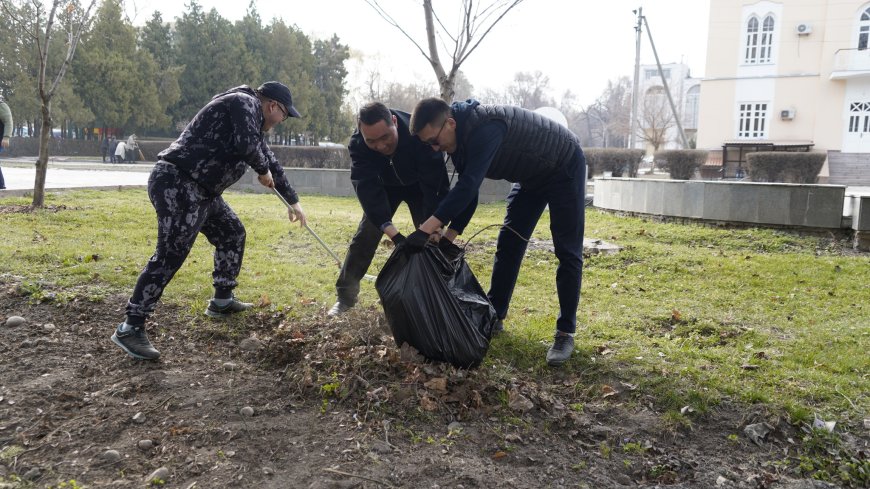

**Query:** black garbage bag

left=375, top=241, right=497, bottom=368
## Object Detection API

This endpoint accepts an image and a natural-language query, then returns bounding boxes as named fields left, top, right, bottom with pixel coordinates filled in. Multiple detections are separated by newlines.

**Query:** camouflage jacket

left=158, top=86, right=299, bottom=204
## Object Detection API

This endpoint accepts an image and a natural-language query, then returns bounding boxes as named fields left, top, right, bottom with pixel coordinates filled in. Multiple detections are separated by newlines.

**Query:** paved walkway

left=0, top=157, right=151, bottom=192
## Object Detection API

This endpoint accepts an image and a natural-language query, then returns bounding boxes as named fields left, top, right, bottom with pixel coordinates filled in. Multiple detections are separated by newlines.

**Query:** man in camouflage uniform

left=112, top=82, right=304, bottom=361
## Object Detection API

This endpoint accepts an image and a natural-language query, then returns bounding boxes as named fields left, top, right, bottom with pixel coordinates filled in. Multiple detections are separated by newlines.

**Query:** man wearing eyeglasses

left=410, top=98, right=586, bottom=367
left=112, top=82, right=305, bottom=361
left=327, top=102, right=449, bottom=317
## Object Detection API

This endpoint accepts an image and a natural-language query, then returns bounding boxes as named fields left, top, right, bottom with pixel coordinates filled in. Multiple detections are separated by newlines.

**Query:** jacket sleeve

left=264, top=141, right=299, bottom=205
left=229, top=96, right=269, bottom=175
left=416, top=149, right=450, bottom=217
left=349, top=137, right=393, bottom=230
left=432, top=121, right=506, bottom=231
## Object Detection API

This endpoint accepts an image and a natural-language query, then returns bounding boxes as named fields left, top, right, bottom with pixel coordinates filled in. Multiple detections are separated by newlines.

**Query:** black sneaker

left=490, top=318, right=505, bottom=337
left=327, top=301, right=353, bottom=317
left=111, top=324, right=160, bottom=360
left=546, top=332, right=574, bottom=366
left=205, top=297, right=253, bottom=318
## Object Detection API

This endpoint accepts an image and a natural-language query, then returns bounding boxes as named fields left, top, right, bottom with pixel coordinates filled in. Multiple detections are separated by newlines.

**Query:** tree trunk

left=33, top=101, right=52, bottom=208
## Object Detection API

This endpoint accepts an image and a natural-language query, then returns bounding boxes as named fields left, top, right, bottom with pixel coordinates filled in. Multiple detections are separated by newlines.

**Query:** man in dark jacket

left=410, top=98, right=586, bottom=366
left=327, top=102, right=448, bottom=317
left=112, top=81, right=305, bottom=361
left=99, top=135, right=109, bottom=163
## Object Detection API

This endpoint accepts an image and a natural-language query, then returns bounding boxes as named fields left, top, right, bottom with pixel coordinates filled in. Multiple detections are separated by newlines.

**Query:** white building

left=697, top=0, right=870, bottom=184
left=633, top=63, right=702, bottom=152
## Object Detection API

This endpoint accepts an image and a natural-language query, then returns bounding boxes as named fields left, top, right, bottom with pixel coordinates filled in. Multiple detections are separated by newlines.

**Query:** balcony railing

left=831, top=48, right=870, bottom=79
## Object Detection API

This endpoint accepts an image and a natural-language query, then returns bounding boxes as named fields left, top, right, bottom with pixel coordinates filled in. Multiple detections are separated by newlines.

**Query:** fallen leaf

left=419, top=395, right=438, bottom=412
left=601, top=385, right=618, bottom=399
left=424, top=377, right=448, bottom=393
left=508, top=389, right=534, bottom=412
left=753, top=351, right=767, bottom=359
left=597, top=345, right=613, bottom=355
left=671, top=309, right=682, bottom=322
left=492, top=451, right=508, bottom=460
left=399, top=343, right=426, bottom=363
left=256, top=294, right=271, bottom=307
left=744, top=422, right=773, bottom=446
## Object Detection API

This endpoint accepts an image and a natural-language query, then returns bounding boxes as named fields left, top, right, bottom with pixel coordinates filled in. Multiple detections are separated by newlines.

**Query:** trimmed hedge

left=584, top=148, right=645, bottom=178
left=4, top=137, right=352, bottom=169
left=655, top=149, right=709, bottom=180
left=4, top=136, right=102, bottom=157
left=746, top=151, right=826, bottom=184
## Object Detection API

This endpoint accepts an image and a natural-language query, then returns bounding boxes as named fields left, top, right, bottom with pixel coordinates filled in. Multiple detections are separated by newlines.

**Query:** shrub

left=746, top=152, right=826, bottom=183
left=7, top=137, right=353, bottom=169
left=655, top=149, right=708, bottom=180
left=583, top=148, right=645, bottom=178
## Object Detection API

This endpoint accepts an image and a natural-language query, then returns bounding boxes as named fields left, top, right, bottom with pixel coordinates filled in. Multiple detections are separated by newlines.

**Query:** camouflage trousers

left=126, top=162, right=246, bottom=320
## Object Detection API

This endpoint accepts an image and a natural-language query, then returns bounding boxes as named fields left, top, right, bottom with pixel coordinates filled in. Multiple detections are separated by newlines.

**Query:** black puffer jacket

left=459, top=101, right=580, bottom=187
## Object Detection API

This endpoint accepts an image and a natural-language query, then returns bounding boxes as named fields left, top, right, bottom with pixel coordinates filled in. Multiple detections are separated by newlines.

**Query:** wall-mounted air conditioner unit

left=796, top=23, right=812, bottom=36
left=781, top=109, right=796, bottom=120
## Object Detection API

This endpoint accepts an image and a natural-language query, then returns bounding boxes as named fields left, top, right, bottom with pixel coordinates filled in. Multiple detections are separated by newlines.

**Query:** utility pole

left=628, top=7, right=642, bottom=149
left=643, top=15, right=689, bottom=148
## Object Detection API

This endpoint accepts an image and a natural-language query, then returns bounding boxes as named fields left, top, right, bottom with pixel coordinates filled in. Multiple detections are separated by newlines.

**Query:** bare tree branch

left=365, top=0, right=432, bottom=64
left=47, top=0, right=97, bottom=98
left=367, top=0, right=525, bottom=101
left=456, top=0, right=524, bottom=67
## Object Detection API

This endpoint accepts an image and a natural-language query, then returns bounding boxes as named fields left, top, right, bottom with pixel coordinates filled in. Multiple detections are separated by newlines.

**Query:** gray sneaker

left=327, top=301, right=353, bottom=317
left=205, top=297, right=253, bottom=318
left=111, top=324, right=160, bottom=360
left=546, top=332, right=574, bottom=366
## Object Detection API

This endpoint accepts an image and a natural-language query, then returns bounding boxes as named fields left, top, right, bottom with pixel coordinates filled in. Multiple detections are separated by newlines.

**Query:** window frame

left=743, top=14, right=776, bottom=64
left=737, top=102, right=769, bottom=139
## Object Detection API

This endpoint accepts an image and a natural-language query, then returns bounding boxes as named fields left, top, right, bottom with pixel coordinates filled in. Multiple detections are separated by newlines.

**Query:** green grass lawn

left=1, top=189, right=868, bottom=426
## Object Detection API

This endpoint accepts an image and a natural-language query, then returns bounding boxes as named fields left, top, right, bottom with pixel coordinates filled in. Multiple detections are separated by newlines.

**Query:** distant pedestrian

left=100, top=136, right=109, bottom=162
left=126, top=134, right=137, bottom=162
left=0, top=95, right=12, bottom=189
left=109, top=136, right=119, bottom=163
left=114, top=140, right=126, bottom=164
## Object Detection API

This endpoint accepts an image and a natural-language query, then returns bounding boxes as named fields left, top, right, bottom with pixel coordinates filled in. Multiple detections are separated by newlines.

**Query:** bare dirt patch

left=0, top=279, right=860, bottom=488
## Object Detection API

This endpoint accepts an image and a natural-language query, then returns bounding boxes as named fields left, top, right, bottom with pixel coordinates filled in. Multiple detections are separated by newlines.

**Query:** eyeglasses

left=424, top=119, right=447, bottom=147
left=275, top=101, right=289, bottom=121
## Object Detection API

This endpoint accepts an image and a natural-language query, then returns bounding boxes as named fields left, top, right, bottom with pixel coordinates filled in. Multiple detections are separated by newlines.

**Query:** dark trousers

left=335, top=184, right=428, bottom=304
left=126, top=162, right=245, bottom=320
left=487, top=147, right=586, bottom=334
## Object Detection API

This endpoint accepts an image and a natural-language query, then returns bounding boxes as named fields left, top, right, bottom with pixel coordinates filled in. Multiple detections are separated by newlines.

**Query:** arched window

left=744, top=15, right=775, bottom=63
left=745, top=16, right=759, bottom=62
left=859, top=6, right=870, bottom=50
left=759, top=15, right=774, bottom=62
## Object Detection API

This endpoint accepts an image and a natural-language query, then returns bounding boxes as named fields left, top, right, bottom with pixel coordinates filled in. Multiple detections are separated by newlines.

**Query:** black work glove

left=406, top=230, right=431, bottom=251
left=390, top=232, right=406, bottom=245
left=438, top=238, right=462, bottom=261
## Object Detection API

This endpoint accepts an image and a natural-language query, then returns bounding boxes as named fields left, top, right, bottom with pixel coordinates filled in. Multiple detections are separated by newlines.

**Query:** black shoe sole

left=111, top=332, right=160, bottom=360
left=204, top=307, right=251, bottom=318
